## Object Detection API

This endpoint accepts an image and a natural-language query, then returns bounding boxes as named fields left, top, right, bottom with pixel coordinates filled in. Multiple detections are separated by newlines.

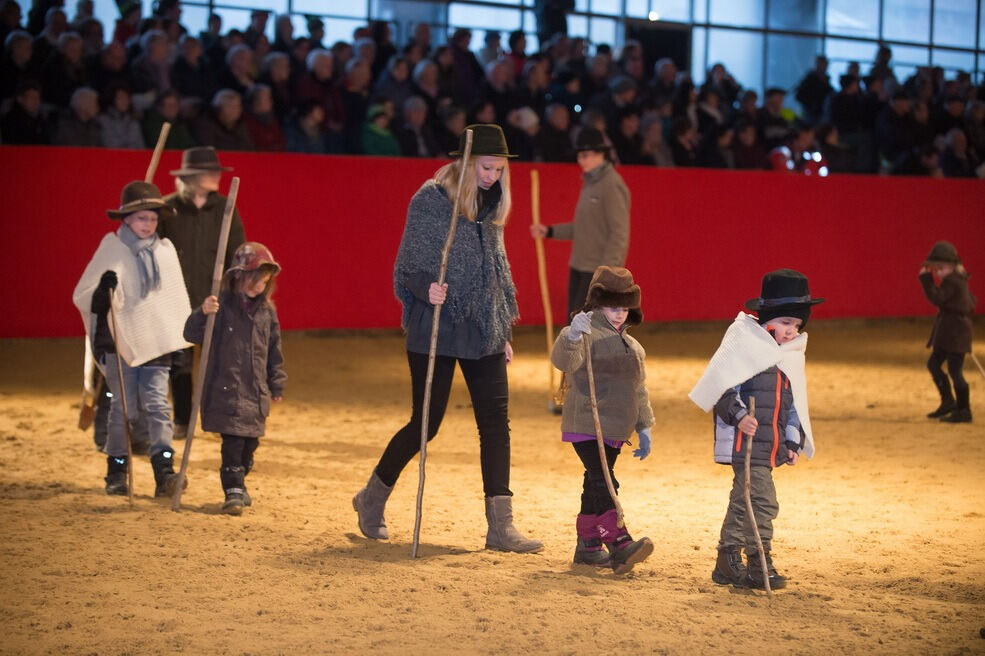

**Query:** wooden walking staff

left=583, top=338, right=625, bottom=528
left=411, top=128, right=474, bottom=558
left=144, top=122, right=171, bottom=183
left=107, top=297, right=135, bottom=506
left=744, top=396, right=772, bottom=596
left=171, top=176, right=240, bottom=511
left=529, top=169, right=558, bottom=410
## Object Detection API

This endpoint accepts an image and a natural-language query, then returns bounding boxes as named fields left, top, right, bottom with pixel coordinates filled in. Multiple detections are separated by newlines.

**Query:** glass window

left=650, top=0, right=691, bottom=22
left=768, top=0, right=822, bottom=32
left=448, top=3, right=522, bottom=30
left=709, top=0, right=764, bottom=27
left=626, top=0, right=649, bottom=18
left=208, top=0, right=286, bottom=10
left=211, top=8, right=253, bottom=36
left=321, top=18, right=366, bottom=46
left=694, top=0, right=707, bottom=23
left=691, top=26, right=707, bottom=83
left=824, top=38, right=877, bottom=69
left=576, top=0, right=590, bottom=11
left=591, top=0, right=622, bottom=16
left=825, top=0, right=879, bottom=38
left=589, top=17, right=617, bottom=48
left=707, top=28, right=763, bottom=93
left=568, top=14, right=589, bottom=39
left=890, top=44, right=930, bottom=67
left=932, top=0, right=978, bottom=49
left=882, top=0, right=930, bottom=43
left=293, top=0, right=368, bottom=18
left=932, top=48, right=976, bottom=70
left=766, top=35, right=822, bottom=103
left=180, top=6, right=210, bottom=36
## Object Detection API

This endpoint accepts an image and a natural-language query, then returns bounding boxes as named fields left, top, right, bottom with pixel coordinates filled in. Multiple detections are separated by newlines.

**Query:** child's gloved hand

left=633, top=428, right=651, bottom=460
left=567, top=311, right=592, bottom=341
left=98, top=270, right=118, bottom=291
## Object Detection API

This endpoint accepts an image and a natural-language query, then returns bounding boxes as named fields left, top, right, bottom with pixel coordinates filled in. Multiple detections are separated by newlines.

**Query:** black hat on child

left=574, top=127, right=611, bottom=153
left=169, top=146, right=234, bottom=176
left=581, top=266, right=643, bottom=326
left=106, top=181, right=176, bottom=220
left=923, top=240, right=960, bottom=264
left=449, top=123, right=517, bottom=158
left=745, top=269, right=825, bottom=328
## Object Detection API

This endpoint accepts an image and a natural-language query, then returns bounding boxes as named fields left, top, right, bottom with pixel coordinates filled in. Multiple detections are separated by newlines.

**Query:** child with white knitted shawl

left=72, top=181, right=191, bottom=499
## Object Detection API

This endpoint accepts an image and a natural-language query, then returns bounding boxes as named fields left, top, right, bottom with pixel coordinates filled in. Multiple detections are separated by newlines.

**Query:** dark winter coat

left=159, top=191, right=246, bottom=308
left=183, top=291, right=286, bottom=437
left=920, top=271, right=976, bottom=354
left=714, top=367, right=803, bottom=469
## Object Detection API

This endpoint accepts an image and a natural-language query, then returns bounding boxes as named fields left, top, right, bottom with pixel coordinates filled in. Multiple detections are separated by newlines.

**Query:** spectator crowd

left=2, top=0, right=984, bottom=177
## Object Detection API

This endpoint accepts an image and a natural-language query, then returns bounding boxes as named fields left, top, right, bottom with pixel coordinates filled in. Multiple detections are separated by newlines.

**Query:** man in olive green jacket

left=530, top=127, right=631, bottom=315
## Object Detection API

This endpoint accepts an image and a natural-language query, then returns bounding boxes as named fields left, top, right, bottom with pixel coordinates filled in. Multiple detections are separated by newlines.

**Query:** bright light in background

left=648, top=11, right=660, bottom=21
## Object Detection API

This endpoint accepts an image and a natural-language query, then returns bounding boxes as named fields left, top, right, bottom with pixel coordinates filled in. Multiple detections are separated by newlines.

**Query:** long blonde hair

left=433, top=156, right=512, bottom=225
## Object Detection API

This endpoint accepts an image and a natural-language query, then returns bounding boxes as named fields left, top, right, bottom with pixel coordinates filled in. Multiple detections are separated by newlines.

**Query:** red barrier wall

left=1, top=146, right=982, bottom=338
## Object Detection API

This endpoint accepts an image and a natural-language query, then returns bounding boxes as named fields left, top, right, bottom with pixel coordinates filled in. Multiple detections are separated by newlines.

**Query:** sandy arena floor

left=0, top=319, right=983, bottom=655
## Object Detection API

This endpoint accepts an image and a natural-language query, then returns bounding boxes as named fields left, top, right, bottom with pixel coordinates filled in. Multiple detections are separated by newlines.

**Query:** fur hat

left=106, top=181, right=176, bottom=220
left=581, top=266, right=643, bottom=326
left=923, top=240, right=960, bottom=265
left=745, top=268, right=825, bottom=328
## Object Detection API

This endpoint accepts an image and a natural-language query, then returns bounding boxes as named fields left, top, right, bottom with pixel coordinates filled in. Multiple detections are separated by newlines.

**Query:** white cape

left=72, top=232, right=192, bottom=367
left=688, top=312, right=815, bottom=459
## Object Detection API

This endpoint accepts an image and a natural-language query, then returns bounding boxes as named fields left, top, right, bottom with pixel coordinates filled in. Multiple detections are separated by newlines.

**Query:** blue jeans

left=101, top=354, right=173, bottom=458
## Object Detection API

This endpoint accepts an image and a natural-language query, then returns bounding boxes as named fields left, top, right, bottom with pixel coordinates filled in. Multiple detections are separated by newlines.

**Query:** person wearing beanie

left=72, top=181, right=193, bottom=498
left=689, top=269, right=825, bottom=590
left=529, top=126, right=631, bottom=317
left=184, top=242, right=287, bottom=515
left=353, top=124, right=543, bottom=554
left=919, top=241, right=976, bottom=423
left=550, top=266, right=654, bottom=573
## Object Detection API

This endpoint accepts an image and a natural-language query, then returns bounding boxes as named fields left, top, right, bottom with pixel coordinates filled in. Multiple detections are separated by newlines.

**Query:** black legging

left=221, top=434, right=260, bottom=472
left=927, top=348, right=968, bottom=395
left=375, top=350, right=512, bottom=497
left=573, top=440, right=621, bottom=515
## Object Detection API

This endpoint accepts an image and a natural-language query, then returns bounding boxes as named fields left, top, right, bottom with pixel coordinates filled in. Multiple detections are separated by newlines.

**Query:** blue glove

left=633, top=428, right=651, bottom=460
left=567, top=311, right=592, bottom=341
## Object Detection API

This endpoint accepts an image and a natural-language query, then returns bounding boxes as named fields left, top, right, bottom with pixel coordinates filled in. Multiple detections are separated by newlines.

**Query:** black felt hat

left=745, top=269, right=825, bottom=327
left=923, top=240, right=960, bottom=264
left=169, top=146, right=234, bottom=176
left=449, top=123, right=516, bottom=158
left=106, top=181, right=176, bottom=220
left=574, top=127, right=610, bottom=152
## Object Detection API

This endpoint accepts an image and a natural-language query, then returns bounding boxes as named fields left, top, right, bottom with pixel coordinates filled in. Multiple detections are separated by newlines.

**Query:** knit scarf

left=117, top=223, right=161, bottom=298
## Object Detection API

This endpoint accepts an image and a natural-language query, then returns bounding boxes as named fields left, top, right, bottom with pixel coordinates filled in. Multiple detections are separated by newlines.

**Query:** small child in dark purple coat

left=184, top=242, right=287, bottom=515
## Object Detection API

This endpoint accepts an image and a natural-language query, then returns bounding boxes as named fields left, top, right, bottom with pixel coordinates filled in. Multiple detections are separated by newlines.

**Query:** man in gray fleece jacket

left=530, top=127, right=631, bottom=315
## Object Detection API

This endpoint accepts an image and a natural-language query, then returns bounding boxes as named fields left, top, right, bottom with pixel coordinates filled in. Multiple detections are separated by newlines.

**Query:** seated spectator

left=939, top=128, right=978, bottom=178
left=504, top=105, right=540, bottom=161
left=401, top=40, right=425, bottom=69
left=639, top=113, right=673, bottom=167
left=732, top=119, right=767, bottom=169
left=353, top=36, right=377, bottom=78
left=795, top=55, right=833, bottom=125
left=141, top=88, right=196, bottom=149
left=477, top=30, right=502, bottom=68
left=370, top=20, right=397, bottom=79
left=306, top=16, right=325, bottom=51
left=98, top=82, right=144, bottom=149
left=539, top=103, right=574, bottom=162
left=546, top=67, right=584, bottom=119
left=87, top=40, right=128, bottom=93
left=478, top=59, right=514, bottom=124
left=514, top=58, right=549, bottom=118
left=218, top=43, right=255, bottom=96
left=733, top=89, right=758, bottom=126
left=814, top=122, right=853, bottom=174
left=696, top=87, right=724, bottom=140
left=1, top=30, right=38, bottom=102
left=129, top=29, right=172, bottom=107
left=650, top=57, right=677, bottom=103
left=698, top=124, right=735, bottom=168
left=394, top=95, right=439, bottom=158
left=703, top=62, right=740, bottom=110
left=0, top=79, right=49, bottom=144
left=589, top=74, right=637, bottom=136
left=435, top=104, right=465, bottom=156
left=112, top=2, right=141, bottom=51
left=448, top=28, right=482, bottom=106
left=891, top=143, right=943, bottom=177
left=410, top=58, right=442, bottom=125
left=910, top=99, right=936, bottom=149
left=259, top=51, right=293, bottom=123
left=468, top=99, right=496, bottom=125
left=769, top=123, right=822, bottom=174
left=243, top=83, right=284, bottom=152
left=192, top=88, right=254, bottom=151
left=32, top=7, right=67, bottom=68
left=875, top=90, right=914, bottom=167
left=295, top=48, right=344, bottom=151
left=341, top=57, right=372, bottom=153
left=77, top=16, right=102, bottom=58
left=934, top=94, right=966, bottom=137
left=0, top=0, right=23, bottom=46
left=361, top=102, right=400, bottom=156
left=284, top=98, right=328, bottom=154
left=407, top=21, right=432, bottom=60
left=52, top=85, right=100, bottom=146
left=611, top=105, right=644, bottom=165
left=669, top=116, right=698, bottom=167
left=287, top=35, right=310, bottom=81
left=243, top=9, right=268, bottom=50
left=964, top=100, right=985, bottom=160
left=433, top=45, right=460, bottom=104
left=504, top=30, right=526, bottom=79
left=171, top=34, right=213, bottom=104
left=41, top=31, right=87, bottom=107
left=756, top=87, right=789, bottom=151
left=330, top=39, right=352, bottom=80
left=580, top=53, right=611, bottom=101
left=671, top=77, right=698, bottom=126
left=373, top=54, right=412, bottom=113
left=271, top=14, right=293, bottom=54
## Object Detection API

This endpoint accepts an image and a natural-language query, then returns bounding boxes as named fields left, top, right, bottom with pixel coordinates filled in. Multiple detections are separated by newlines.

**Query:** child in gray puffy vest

left=689, top=269, right=824, bottom=590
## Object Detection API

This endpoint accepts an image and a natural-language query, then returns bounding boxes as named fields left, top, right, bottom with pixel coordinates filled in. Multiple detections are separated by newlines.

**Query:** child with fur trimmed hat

left=919, top=241, right=976, bottom=423
left=72, top=181, right=193, bottom=497
left=183, top=242, right=286, bottom=515
left=550, top=266, right=654, bottom=574
left=689, top=269, right=825, bottom=590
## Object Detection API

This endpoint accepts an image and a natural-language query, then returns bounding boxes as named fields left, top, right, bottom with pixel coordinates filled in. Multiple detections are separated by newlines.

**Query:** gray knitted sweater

left=393, top=180, right=518, bottom=359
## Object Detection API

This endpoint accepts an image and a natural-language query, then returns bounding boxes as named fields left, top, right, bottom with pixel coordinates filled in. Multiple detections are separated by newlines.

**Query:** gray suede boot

left=484, top=496, right=544, bottom=553
left=352, top=471, right=393, bottom=539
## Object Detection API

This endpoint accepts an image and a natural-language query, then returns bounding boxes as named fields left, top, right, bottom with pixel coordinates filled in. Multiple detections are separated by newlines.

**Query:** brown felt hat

left=169, top=146, right=234, bottom=176
left=106, top=181, right=176, bottom=220
left=449, top=123, right=517, bottom=158
left=581, top=266, right=643, bottom=325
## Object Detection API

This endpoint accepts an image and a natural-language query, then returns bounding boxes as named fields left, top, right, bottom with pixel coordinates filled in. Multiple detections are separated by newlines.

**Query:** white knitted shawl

left=689, top=312, right=815, bottom=459
left=73, top=232, right=192, bottom=367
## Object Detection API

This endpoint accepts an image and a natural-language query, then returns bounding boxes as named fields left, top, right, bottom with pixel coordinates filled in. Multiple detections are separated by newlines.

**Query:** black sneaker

left=745, top=551, right=788, bottom=590
left=222, top=492, right=245, bottom=516
left=104, top=471, right=128, bottom=496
